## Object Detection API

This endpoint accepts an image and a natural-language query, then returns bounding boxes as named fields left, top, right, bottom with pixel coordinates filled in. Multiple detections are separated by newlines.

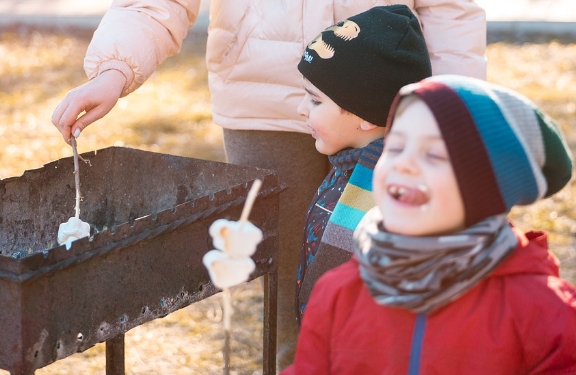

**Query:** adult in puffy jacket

left=51, top=0, right=487, bottom=368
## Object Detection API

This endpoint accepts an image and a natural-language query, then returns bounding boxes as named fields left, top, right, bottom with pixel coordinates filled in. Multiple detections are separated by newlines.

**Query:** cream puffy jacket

left=87, top=0, right=486, bottom=133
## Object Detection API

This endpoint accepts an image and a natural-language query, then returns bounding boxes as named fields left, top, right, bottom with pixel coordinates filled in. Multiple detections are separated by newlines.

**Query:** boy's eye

left=426, top=152, right=448, bottom=161
left=310, top=99, right=321, bottom=106
left=385, top=146, right=403, bottom=155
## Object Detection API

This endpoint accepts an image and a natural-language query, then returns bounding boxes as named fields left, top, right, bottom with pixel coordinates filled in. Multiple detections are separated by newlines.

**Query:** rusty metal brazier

left=0, top=147, right=281, bottom=375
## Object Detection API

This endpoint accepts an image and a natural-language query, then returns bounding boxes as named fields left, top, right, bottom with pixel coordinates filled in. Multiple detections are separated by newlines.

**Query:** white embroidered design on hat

left=307, top=33, right=335, bottom=59
left=327, top=20, right=360, bottom=41
left=306, top=20, right=361, bottom=60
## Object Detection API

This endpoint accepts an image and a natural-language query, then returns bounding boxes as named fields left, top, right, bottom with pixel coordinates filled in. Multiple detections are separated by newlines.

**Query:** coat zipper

left=408, top=313, right=427, bottom=375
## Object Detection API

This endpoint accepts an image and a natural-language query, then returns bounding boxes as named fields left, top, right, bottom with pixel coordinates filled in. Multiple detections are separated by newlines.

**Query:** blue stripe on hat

left=451, top=82, right=540, bottom=209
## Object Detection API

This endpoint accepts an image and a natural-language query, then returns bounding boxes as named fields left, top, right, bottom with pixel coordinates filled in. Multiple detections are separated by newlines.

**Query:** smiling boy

left=294, top=5, right=432, bottom=323
left=377, top=96, right=466, bottom=236
left=299, top=79, right=386, bottom=156
left=284, top=75, right=576, bottom=374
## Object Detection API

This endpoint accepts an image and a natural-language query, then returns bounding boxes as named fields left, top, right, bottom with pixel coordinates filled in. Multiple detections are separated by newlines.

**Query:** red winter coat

left=282, top=227, right=576, bottom=375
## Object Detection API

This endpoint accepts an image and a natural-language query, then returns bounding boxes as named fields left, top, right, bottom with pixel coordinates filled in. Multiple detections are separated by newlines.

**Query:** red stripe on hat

left=412, top=81, right=507, bottom=226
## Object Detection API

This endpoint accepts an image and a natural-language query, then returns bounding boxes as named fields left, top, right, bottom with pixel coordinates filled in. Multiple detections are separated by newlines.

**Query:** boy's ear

left=359, top=120, right=379, bottom=131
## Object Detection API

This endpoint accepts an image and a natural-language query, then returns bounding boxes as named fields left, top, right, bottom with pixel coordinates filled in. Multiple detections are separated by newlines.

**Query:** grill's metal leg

left=106, top=334, right=125, bottom=375
left=263, top=271, right=277, bottom=375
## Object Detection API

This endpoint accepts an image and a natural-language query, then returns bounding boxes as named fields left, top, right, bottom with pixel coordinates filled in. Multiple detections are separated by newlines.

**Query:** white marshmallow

left=202, top=250, right=256, bottom=289
left=209, top=219, right=263, bottom=258
left=57, top=217, right=90, bottom=250
left=203, top=218, right=263, bottom=289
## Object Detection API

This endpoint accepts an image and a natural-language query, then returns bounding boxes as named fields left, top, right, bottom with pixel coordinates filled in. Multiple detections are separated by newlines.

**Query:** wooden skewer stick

left=71, top=137, right=81, bottom=219
left=240, top=179, right=263, bottom=222
left=222, top=178, right=263, bottom=375
left=222, top=287, right=232, bottom=375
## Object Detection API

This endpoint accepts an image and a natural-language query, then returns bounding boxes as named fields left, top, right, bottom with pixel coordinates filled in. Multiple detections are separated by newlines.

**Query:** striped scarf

left=354, top=207, right=518, bottom=313
left=298, top=138, right=384, bottom=308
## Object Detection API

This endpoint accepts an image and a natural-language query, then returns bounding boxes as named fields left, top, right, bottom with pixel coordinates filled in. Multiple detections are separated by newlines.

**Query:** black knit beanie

left=298, top=5, right=432, bottom=126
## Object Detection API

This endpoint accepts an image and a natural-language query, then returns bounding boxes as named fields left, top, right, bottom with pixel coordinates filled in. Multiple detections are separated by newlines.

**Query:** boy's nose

left=392, top=152, right=419, bottom=175
left=297, top=99, right=308, bottom=118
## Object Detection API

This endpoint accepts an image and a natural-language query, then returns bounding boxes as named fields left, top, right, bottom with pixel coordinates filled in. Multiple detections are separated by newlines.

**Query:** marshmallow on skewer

left=202, top=249, right=256, bottom=289
left=57, top=216, right=90, bottom=250
left=204, top=219, right=263, bottom=288
left=202, top=179, right=263, bottom=374
left=209, top=219, right=263, bottom=258
left=57, top=137, right=91, bottom=251
left=203, top=180, right=263, bottom=289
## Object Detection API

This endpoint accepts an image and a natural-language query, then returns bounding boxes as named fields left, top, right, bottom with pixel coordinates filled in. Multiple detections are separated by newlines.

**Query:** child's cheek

left=372, top=179, right=387, bottom=215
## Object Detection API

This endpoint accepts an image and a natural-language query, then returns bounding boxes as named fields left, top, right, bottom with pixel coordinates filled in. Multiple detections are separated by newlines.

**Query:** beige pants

left=223, top=129, right=329, bottom=370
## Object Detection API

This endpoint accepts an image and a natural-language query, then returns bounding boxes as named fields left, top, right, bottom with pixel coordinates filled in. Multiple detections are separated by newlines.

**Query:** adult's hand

left=52, top=69, right=127, bottom=143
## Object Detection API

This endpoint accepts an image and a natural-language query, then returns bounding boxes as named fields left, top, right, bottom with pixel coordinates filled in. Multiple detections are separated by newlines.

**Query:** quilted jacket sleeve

left=84, top=0, right=201, bottom=96
left=415, top=0, right=487, bottom=79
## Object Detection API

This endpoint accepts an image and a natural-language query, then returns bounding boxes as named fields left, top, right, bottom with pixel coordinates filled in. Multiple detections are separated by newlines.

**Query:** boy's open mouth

left=387, top=184, right=429, bottom=205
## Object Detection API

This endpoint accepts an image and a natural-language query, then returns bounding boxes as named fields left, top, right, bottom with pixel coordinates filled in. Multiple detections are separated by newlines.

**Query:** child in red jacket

left=282, top=75, right=576, bottom=374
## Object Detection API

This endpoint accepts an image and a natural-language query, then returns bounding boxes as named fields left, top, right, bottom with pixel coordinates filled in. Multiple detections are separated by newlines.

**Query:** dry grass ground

left=0, top=28, right=575, bottom=374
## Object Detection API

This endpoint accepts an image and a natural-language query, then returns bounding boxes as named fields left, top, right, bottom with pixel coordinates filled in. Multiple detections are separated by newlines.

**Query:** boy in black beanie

left=295, top=5, right=432, bottom=324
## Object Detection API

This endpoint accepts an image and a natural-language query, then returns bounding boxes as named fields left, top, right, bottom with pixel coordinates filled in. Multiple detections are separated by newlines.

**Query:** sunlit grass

left=1, top=27, right=576, bottom=374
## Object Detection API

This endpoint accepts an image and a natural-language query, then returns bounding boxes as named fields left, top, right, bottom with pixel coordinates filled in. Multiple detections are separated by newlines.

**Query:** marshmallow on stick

left=202, top=180, right=262, bottom=375
left=58, top=216, right=90, bottom=250
left=57, top=137, right=90, bottom=250
left=203, top=179, right=264, bottom=375
left=203, top=179, right=263, bottom=289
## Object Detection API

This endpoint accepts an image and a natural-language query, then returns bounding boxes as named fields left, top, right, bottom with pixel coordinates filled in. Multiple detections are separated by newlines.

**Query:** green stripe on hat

left=489, top=88, right=548, bottom=199
left=533, top=107, right=573, bottom=197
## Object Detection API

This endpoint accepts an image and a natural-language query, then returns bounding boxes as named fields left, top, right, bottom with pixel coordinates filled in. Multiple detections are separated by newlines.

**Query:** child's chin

left=385, top=219, right=464, bottom=237
left=382, top=216, right=435, bottom=237
left=382, top=219, right=417, bottom=236
left=315, top=142, right=333, bottom=155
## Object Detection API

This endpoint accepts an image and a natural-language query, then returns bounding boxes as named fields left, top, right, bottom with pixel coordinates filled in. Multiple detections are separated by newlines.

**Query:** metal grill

left=0, top=147, right=282, bottom=375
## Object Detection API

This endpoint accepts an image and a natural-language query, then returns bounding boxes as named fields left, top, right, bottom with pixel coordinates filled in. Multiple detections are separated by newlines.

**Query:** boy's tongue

left=395, top=185, right=428, bottom=205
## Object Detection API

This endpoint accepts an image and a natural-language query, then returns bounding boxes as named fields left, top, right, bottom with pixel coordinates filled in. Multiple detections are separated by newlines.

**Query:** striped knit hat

left=387, top=75, right=573, bottom=227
